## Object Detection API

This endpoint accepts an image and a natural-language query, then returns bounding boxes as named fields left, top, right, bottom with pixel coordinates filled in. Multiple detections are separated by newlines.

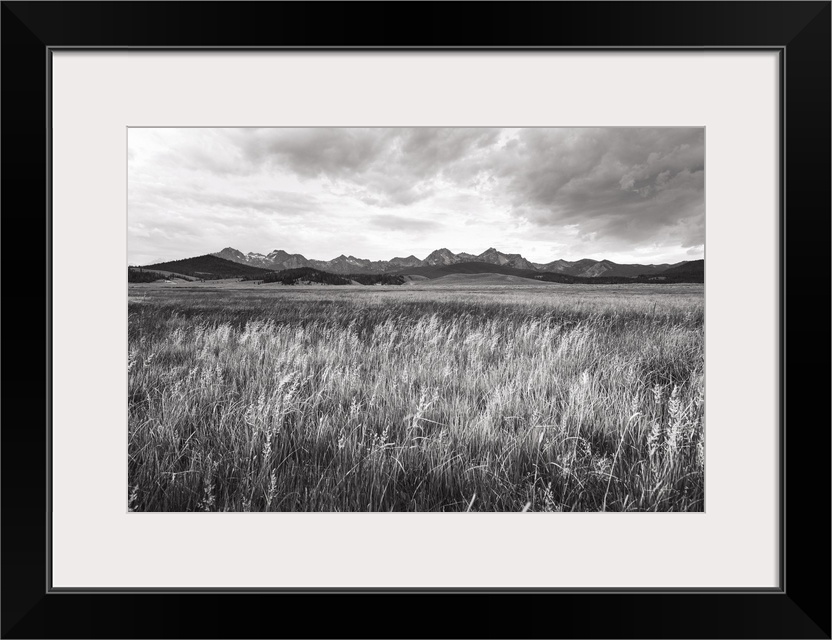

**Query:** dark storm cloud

left=220, top=128, right=502, bottom=207
left=198, top=128, right=703, bottom=247
left=491, top=128, right=705, bottom=246
left=228, top=128, right=500, bottom=178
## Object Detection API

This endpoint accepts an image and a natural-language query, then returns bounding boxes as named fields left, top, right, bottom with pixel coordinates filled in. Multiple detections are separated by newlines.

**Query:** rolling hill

left=420, top=273, right=556, bottom=286
left=646, top=259, right=704, bottom=282
left=395, top=261, right=704, bottom=284
left=396, top=262, right=590, bottom=283
left=656, top=259, right=704, bottom=277
left=140, top=251, right=704, bottom=285
left=142, top=255, right=274, bottom=280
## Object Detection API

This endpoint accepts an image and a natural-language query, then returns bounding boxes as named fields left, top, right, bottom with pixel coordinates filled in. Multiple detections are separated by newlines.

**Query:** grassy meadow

left=128, top=282, right=704, bottom=512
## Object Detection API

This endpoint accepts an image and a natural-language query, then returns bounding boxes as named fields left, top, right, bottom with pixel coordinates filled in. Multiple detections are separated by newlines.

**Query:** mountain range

left=212, top=246, right=688, bottom=279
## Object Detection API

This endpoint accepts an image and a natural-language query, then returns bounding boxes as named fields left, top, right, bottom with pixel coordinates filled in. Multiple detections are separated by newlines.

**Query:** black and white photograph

left=128, top=127, right=705, bottom=512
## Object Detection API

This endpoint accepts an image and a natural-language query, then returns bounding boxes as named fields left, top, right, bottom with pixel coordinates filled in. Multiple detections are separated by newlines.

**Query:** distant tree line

left=347, top=273, right=406, bottom=286
left=260, top=268, right=350, bottom=285
left=128, top=268, right=168, bottom=283
left=633, top=273, right=704, bottom=284
left=244, top=268, right=405, bottom=286
left=128, top=268, right=200, bottom=283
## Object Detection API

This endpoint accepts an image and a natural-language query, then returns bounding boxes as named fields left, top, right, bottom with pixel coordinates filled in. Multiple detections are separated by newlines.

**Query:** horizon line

left=134, top=245, right=704, bottom=268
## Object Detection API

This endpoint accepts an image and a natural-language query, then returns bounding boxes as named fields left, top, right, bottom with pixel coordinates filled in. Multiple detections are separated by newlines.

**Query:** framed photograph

left=126, top=123, right=707, bottom=515
left=3, top=1, right=829, bottom=638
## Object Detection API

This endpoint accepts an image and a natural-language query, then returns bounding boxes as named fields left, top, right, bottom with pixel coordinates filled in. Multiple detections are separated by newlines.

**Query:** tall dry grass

left=128, top=283, right=704, bottom=511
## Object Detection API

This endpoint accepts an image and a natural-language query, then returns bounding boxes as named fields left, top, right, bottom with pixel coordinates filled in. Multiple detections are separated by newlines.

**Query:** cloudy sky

left=128, top=127, right=704, bottom=266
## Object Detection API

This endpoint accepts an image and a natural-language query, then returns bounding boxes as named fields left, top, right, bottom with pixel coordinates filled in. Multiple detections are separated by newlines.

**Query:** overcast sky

left=128, top=127, right=704, bottom=266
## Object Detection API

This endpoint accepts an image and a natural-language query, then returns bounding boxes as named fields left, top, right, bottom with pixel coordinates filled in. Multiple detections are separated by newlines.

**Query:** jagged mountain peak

left=424, top=248, right=459, bottom=266
left=211, top=246, right=692, bottom=279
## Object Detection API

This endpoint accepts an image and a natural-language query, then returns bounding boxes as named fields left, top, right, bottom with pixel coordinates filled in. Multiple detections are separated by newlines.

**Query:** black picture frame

left=2, top=2, right=829, bottom=638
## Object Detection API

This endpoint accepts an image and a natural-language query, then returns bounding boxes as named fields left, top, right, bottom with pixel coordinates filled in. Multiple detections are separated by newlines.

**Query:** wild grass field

left=128, top=282, right=704, bottom=512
